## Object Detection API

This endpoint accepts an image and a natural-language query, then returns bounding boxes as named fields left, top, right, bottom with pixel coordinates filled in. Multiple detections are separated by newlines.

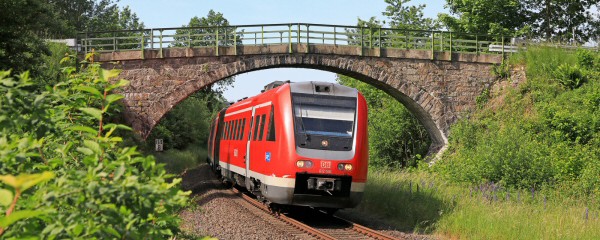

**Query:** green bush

left=0, top=58, right=189, bottom=238
left=553, top=64, right=588, bottom=90
left=438, top=47, right=600, bottom=194
left=576, top=49, right=596, bottom=69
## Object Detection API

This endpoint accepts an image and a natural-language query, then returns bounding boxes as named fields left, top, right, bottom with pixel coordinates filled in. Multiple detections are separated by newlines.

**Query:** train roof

left=227, top=81, right=358, bottom=111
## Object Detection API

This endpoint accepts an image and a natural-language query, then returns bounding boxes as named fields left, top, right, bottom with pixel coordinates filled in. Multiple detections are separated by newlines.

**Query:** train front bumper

left=261, top=173, right=365, bottom=208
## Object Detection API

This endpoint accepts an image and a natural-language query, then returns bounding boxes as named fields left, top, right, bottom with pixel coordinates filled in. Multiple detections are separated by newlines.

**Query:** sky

left=117, top=0, right=448, bottom=101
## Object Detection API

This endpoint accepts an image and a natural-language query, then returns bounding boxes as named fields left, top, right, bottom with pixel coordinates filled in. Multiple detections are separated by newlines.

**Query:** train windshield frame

left=291, top=93, right=357, bottom=151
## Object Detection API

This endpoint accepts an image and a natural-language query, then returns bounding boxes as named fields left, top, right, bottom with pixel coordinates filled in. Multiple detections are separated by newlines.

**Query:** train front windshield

left=292, top=93, right=357, bottom=151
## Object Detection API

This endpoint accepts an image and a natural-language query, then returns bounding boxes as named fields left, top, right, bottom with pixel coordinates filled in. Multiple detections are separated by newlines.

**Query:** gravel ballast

left=179, top=164, right=438, bottom=240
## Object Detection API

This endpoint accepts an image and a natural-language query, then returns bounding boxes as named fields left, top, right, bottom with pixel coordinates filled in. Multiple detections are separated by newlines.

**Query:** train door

left=248, top=105, right=271, bottom=176
left=245, top=107, right=256, bottom=178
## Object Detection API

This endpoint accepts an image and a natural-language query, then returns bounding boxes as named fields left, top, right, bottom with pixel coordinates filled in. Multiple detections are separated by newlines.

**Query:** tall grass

left=153, top=145, right=207, bottom=174
left=360, top=168, right=600, bottom=239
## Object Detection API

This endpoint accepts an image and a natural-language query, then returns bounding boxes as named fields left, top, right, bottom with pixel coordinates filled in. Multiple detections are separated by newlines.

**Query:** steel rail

left=333, top=216, right=400, bottom=240
left=230, top=187, right=336, bottom=240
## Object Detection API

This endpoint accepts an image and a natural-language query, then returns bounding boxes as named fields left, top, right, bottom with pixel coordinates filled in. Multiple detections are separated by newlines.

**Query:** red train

left=207, top=81, right=368, bottom=211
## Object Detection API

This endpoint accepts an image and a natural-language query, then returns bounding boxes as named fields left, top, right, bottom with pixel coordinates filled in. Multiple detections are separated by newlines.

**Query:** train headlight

left=344, top=164, right=353, bottom=171
left=296, top=160, right=313, bottom=168
left=337, top=163, right=353, bottom=171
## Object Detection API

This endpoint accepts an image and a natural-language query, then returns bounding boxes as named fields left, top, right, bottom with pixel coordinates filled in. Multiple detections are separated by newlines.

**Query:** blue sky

left=117, top=0, right=448, bottom=101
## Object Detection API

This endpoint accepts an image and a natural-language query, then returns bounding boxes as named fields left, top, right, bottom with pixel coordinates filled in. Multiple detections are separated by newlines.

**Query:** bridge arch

left=112, top=51, right=499, bottom=156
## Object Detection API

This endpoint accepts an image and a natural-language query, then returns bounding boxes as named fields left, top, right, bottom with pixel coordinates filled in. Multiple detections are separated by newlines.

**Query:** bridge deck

left=78, top=23, right=508, bottom=64
left=94, top=43, right=502, bottom=64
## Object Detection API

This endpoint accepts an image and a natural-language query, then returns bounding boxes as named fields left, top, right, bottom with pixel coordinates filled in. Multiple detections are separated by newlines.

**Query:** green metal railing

left=77, top=23, right=514, bottom=59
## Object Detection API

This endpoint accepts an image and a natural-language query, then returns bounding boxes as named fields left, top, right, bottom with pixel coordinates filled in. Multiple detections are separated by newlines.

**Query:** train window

left=232, top=119, right=236, bottom=140
left=229, top=121, right=233, bottom=140
left=233, top=119, right=238, bottom=140
left=248, top=117, right=253, bottom=140
left=222, top=122, right=227, bottom=139
left=229, top=120, right=237, bottom=140
left=258, top=114, right=266, bottom=141
left=253, top=115, right=262, bottom=141
left=267, top=107, right=276, bottom=141
left=240, top=118, right=246, bottom=140
left=237, top=119, right=242, bottom=140
left=225, top=121, right=230, bottom=140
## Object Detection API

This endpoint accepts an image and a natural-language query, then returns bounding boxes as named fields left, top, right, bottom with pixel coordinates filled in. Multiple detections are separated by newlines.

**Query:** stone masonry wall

left=100, top=46, right=500, bottom=155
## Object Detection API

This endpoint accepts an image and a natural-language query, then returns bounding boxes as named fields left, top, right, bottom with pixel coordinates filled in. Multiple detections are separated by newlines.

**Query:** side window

left=239, top=118, right=245, bottom=140
left=253, top=115, right=262, bottom=141
left=223, top=122, right=228, bottom=139
left=230, top=120, right=236, bottom=140
left=237, top=119, right=242, bottom=140
left=267, top=108, right=276, bottom=141
left=248, top=117, right=254, bottom=140
left=233, top=119, right=239, bottom=140
left=226, top=121, right=231, bottom=140
left=258, top=114, right=266, bottom=141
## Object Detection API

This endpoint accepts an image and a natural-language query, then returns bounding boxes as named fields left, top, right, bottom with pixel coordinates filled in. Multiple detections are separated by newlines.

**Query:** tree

left=0, top=0, right=145, bottom=75
left=172, top=10, right=238, bottom=48
left=524, top=0, right=600, bottom=43
left=438, top=0, right=530, bottom=36
left=49, top=0, right=145, bottom=36
left=383, top=0, right=440, bottom=30
left=440, top=0, right=600, bottom=43
left=0, top=0, right=67, bottom=74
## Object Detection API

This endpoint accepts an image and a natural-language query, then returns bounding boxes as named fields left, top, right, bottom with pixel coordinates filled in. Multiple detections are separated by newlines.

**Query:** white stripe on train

left=224, top=101, right=272, bottom=117
left=219, top=161, right=366, bottom=192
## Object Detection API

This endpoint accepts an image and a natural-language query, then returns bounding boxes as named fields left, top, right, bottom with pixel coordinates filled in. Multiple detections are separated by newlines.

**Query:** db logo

left=321, top=161, right=331, bottom=169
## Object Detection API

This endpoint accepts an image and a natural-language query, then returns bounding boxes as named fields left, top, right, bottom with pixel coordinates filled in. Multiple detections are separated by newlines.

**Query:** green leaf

left=0, top=189, right=13, bottom=206
left=0, top=210, right=49, bottom=228
left=104, top=226, right=121, bottom=238
left=33, top=94, right=45, bottom=107
left=73, top=86, right=102, bottom=98
left=0, top=175, right=18, bottom=189
left=20, top=172, right=54, bottom=192
left=113, top=164, right=125, bottom=180
left=76, top=147, right=94, bottom=156
left=83, top=140, right=102, bottom=154
left=104, top=124, right=132, bottom=131
left=68, top=126, right=98, bottom=135
left=105, top=94, right=124, bottom=104
left=79, top=107, right=103, bottom=120
left=102, top=69, right=121, bottom=82
left=72, top=224, right=84, bottom=236
left=0, top=172, right=55, bottom=192
left=106, top=79, right=129, bottom=92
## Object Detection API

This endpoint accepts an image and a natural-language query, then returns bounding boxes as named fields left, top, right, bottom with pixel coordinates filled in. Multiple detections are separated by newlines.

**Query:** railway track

left=230, top=187, right=400, bottom=240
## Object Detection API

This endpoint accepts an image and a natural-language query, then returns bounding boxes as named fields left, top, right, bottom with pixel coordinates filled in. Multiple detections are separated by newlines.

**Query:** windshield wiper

left=298, top=101, right=310, bottom=143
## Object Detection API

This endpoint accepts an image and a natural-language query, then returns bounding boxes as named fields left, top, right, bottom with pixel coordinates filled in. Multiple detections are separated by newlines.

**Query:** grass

left=153, top=145, right=208, bottom=174
left=359, top=168, right=600, bottom=239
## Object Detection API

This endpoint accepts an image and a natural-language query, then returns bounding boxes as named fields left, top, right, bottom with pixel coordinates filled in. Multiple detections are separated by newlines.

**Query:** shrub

left=438, top=47, right=600, bottom=195
left=0, top=58, right=189, bottom=238
left=576, top=49, right=596, bottom=69
left=553, top=64, right=587, bottom=90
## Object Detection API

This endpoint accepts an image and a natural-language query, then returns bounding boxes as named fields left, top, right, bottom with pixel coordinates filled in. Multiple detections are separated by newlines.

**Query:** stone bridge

left=93, top=43, right=501, bottom=156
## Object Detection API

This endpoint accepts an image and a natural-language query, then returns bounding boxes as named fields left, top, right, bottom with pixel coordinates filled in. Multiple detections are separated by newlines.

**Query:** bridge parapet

left=78, top=23, right=510, bottom=62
